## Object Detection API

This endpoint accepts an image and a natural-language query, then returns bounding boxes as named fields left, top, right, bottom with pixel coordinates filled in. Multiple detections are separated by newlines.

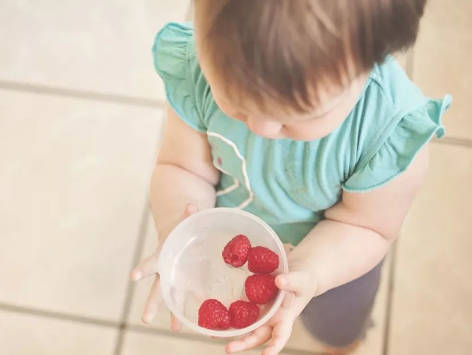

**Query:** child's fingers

left=131, top=204, right=199, bottom=282
left=275, top=272, right=309, bottom=296
left=130, top=250, right=161, bottom=281
left=262, top=321, right=293, bottom=355
left=136, top=204, right=199, bottom=325
left=142, top=275, right=162, bottom=324
left=262, top=344, right=283, bottom=355
left=225, top=325, right=272, bottom=353
left=170, top=313, right=182, bottom=332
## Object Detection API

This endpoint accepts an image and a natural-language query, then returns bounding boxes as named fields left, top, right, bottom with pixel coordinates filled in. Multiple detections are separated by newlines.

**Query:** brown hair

left=196, top=0, right=427, bottom=113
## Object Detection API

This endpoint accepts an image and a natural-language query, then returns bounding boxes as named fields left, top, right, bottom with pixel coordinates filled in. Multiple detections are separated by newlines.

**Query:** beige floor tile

left=122, top=330, right=262, bottom=355
left=389, top=144, right=472, bottom=355
left=0, top=310, right=116, bottom=355
left=0, top=90, right=163, bottom=320
left=286, top=256, right=390, bottom=355
left=412, top=0, right=472, bottom=139
left=285, top=317, right=324, bottom=352
left=0, top=0, right=189, bottom=101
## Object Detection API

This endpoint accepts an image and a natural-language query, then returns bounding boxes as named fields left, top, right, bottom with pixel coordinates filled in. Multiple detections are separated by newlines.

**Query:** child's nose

left=246, top=118, right=282, bottom=138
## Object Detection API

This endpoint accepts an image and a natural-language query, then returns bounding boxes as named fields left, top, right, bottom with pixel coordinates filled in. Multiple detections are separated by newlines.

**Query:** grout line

left=3, top=79, right=472, bottom=152
left=0, top=80, right=165, bottom=109
left=125, top=324, right=323, bottom=355
left=0, top=302, right=118, bottom=328
left=113, top=201, right=151, bottom=355
left=432, top=136, right=472, bottom=148
left=0, top=299, right=320, bottom=355
left=382, top=242, right=398, bottom=355
left=127, top=324, right=231, bottom=346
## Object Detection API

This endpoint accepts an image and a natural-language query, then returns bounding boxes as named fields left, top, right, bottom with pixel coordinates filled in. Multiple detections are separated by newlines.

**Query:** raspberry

left=198, top=299, right=231, bottom=330
left=247, top=246, right=279, bottom=274
left=222, top=234, right=251, bottom=267
left=245, top=274, right=278, bottom=304
left=229, top=300, right=260, bottom=329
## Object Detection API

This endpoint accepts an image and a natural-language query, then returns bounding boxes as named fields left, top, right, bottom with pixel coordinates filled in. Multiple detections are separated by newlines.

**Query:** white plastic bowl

left=157, top=207, right=288, bottom=338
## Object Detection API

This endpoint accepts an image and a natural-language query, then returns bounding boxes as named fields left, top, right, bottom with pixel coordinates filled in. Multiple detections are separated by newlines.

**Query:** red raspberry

left=198, top=299, right=231, bottom=330
left=247, top=246, right=279, bottom=274
left=245, top=274, right=278, bottom=304
left=229, top=300, right=260, bottom=329
left=222, top=234, right=251, bottom=267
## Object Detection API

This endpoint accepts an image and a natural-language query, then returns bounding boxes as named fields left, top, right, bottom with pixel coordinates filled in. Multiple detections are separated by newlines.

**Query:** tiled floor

left=0, top=310, right=117, bottom=355
left=0, top=1, right=470, bottom=354
left=389, top=144, right=472, bottom=355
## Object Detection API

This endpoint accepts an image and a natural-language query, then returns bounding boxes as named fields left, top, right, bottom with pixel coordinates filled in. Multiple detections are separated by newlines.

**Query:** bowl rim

left=157, top=207, right=289, bottom=338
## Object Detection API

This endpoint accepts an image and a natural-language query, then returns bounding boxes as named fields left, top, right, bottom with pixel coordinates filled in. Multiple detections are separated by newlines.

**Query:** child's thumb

left=275, top=271, right=310, bottom=295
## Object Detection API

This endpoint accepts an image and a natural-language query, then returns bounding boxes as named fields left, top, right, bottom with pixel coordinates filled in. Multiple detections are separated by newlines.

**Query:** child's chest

left=206, top=114, right=347, bottom=221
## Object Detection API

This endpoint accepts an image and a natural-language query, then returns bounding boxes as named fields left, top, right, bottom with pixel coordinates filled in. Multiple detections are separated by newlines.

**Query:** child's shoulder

left=340, top=55, right=451, bottom=192
left=368, top=55, right=426, bottom=113
left=349, top=54, right=450, bottom=145
left=152, top=22, right=197, bottom=80
left=153, top=22, right=214, bottom=132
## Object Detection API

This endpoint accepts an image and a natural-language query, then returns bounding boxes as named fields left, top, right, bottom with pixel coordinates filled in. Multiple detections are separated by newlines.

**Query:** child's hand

left=226, top=252, right=317, bottom=355
left=130, top=203, right=199, bottom=331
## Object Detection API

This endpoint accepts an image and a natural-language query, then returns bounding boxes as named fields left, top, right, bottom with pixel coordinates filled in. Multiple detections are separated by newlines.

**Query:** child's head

left=194, top=0, right=426, bottom=141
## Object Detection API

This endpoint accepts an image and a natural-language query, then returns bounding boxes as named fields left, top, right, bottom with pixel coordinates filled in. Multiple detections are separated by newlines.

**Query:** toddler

left=131, top=1, right=451, bottom=354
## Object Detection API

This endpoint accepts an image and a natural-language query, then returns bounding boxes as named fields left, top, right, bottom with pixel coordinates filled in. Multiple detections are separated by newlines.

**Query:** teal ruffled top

left=153, top=22, right=452, bottom=245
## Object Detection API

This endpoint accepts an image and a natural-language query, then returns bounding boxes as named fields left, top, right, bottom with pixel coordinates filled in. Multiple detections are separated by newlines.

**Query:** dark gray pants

left=300, top=261, right=384, bottom=347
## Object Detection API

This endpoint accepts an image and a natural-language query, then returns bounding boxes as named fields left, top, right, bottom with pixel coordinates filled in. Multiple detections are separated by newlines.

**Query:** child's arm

left=293, top=145, right=429, bottom=296
left=150, top=104, right=219, bottom=238
left=226, top=146, right=429, bottom=355
left=131, top=104, right=219, bottom=327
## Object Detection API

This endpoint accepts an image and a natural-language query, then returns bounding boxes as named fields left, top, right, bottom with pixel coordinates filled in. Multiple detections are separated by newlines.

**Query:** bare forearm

left=150, top=163, right=217, bottom=240
left=290, top=219, right=392, bottom=297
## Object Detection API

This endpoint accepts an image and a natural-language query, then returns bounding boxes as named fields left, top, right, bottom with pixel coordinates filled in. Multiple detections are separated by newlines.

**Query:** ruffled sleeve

left=153, top=22, right=207, bottom=132
left=342, top=95, right=452, bottom=192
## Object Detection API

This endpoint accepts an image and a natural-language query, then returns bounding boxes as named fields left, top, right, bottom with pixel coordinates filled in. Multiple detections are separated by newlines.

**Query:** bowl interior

left=158, top=208, right=288, bottom=337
